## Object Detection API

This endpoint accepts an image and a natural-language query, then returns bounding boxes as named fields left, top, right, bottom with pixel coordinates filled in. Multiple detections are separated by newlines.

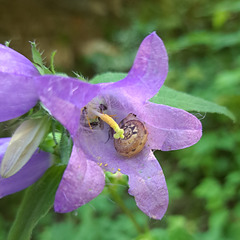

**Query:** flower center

left=89, top=109, right=124, bottom=139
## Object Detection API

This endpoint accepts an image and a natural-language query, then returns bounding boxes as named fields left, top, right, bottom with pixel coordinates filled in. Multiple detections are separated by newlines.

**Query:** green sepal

left=5, top=40, right=11, bottom=47
left=59, top=128, right=73, bottom=164
left=30, top=41, right=52, bottom=75
left=7, top=165, right=66, bottom=240
left=30, top=41, right=44, bottom=67
left=50, top=50, right=57, bottom=74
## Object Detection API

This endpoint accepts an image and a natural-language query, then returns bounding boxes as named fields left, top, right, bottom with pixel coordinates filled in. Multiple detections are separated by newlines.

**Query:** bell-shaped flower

left=36, top=32, right=202, bottom=219
left=0, top=138, right=51, bottom=198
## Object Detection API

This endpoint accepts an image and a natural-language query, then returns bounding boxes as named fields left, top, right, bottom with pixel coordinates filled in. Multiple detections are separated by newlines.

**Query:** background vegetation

left=0, top=0, right=239, bottom=239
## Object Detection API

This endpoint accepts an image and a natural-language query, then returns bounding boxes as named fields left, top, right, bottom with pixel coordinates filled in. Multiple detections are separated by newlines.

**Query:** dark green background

left=0, top=0, right=239, bottom=239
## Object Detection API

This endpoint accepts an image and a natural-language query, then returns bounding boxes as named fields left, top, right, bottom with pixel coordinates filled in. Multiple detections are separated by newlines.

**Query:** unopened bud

left=0, top=116, right=50, bottom=178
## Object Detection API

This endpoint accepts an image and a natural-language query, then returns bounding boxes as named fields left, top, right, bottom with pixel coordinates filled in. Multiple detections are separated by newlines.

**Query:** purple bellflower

left=35, top=32, right=202, bottom=219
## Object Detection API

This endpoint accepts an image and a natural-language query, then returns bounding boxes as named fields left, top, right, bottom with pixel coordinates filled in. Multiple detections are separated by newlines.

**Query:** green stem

left=108, top=186, right=143, bottom=234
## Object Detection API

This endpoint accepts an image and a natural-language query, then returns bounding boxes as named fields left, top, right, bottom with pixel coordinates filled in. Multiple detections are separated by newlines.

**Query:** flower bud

left=0, top=116, right=50, bottom=178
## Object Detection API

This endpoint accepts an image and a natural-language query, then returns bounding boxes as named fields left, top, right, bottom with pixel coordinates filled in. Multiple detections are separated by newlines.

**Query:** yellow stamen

left=90, top=109, right=124, bottom=139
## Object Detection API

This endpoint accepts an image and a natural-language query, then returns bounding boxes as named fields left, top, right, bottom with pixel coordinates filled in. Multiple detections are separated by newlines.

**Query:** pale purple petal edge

left=137, top=101, right=202, bottom=151
left=109, top=32, right=168, bottom=102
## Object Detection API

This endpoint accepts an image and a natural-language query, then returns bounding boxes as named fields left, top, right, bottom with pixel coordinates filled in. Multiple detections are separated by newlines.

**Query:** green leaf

left=90, top=72, right=235, bottom=121
left=90, top=72, right=127, bottom=84
left=150, top=85, right=235, bottom=121
left=7, top=165, right=66, bottom=240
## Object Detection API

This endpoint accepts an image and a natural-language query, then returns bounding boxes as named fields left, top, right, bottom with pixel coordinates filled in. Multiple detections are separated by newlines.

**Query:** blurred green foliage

left=1, top=0, right=239, bottom=239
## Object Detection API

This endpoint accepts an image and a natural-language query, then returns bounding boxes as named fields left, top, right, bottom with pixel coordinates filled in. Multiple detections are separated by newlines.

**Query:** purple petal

left=138, top=102, right=202, bottom=151
left=35, top=75, right=101, bottom=135
left=109, top=32, right=168, bottom=102
left=0, top=72, right=39, bottom=122
left=0, top=138, right=51, bottom=198
left=125, top=151, right=168, bottom=219
left=0, top=138, right=11, bottom=156
left=54, top=145, right=105, bottom=213
left=0, top=44, right=40, bottom=122
left=0, top=44, right=39, bottom=77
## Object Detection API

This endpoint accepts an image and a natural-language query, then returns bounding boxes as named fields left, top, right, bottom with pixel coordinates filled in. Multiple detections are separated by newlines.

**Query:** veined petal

left=0, top=73, right=38, bottom=122
left=35, top=75, right=101, bottom=135
left=109, top=32, right=168, bottom=102
left=0, top=138, right=51, bottom=198
left=125, top=151, right=168, bottom=220
left=54, top=145, right=105, bottom=213
left=138, top=101, right=202, bottom=151
left=0, top=44, right=39, bottom=77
